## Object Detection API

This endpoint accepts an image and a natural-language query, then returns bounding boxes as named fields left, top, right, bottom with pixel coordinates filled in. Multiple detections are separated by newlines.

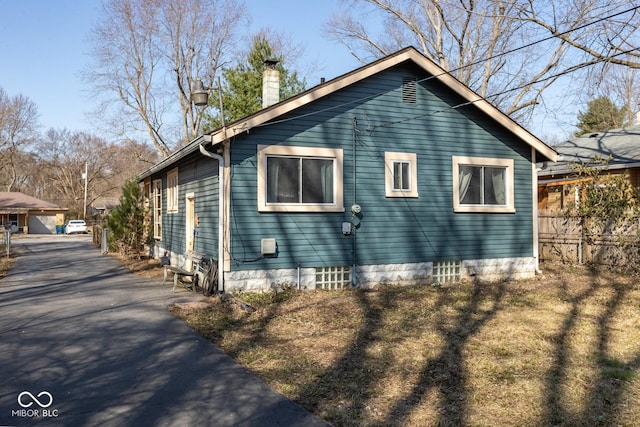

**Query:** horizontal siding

left=152, top=153, right=220, bottom=259
left=228, top=62, right=535, bottom=271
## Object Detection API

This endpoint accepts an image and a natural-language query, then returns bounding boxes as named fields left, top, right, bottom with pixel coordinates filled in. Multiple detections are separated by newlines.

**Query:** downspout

left=532, top=147, right=541, bottom=274
left=352, top=117, right=358, bottom=287
left=199, top=141, right=225, bottom=293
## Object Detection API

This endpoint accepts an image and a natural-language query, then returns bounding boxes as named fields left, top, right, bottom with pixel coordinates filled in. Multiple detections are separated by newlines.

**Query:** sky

left=0, top=0, right=358, bottom=134
left=0, top=0, right=571, bottom=142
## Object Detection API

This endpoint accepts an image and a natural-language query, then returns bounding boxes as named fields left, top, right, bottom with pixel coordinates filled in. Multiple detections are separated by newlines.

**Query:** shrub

left=565, top=156, right=640, bottom=270
left=105, top=179, right=147, bottom=256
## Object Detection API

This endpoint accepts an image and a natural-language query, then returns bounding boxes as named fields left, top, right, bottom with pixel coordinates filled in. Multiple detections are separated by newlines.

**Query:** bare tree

left=325, top=1, right=640, bottom=124
left=31, top=129, right=155, bottom=216
left=0, top=87, right=39, bottom=191
left=86, top=0, right=248, bottom=157
left=591, top=66, right=640, bottom=125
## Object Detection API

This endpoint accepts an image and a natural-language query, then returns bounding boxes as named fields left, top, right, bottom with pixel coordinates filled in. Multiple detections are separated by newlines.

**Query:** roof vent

left=402, top=78, right=417, bottom=104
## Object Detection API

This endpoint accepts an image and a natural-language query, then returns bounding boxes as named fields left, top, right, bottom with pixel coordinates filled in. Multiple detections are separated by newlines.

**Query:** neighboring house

left=0, top=192, right=68, bottom=234
left=139, top=47, right=558, bottom=292
left=90, top=196, right=121, bottom=217
left=537, top=125, right=640, bottom=211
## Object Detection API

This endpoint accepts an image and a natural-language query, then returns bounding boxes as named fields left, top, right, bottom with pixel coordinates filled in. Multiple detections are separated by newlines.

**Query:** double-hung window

left=452, top=156, right=515, bottom=213
left=385, top=152, right=418, bottom=197
left=257, top=145, right=344, bottom=212
left=166, top=168, right=179, bottom=213
left=152, top=179, right=163, bottom=239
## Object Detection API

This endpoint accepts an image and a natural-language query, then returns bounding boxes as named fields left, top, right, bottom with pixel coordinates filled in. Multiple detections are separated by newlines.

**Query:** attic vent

left=433, top=260, right=461, bottom=284
left=402, top=78, right=417, bottom=104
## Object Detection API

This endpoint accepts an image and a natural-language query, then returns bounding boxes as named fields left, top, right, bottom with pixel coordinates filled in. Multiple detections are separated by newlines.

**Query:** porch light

left=191, top=78, right=210, bottom=107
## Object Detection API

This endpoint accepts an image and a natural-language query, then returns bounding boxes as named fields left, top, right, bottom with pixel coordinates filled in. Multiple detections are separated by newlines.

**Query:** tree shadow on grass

left=543, top=266, right=640, bottom=426
left=382, top=279, right=506, bottom=426
left=289, top=279, right=506, bottom=426
left=291, top=286, right=401, bottom=424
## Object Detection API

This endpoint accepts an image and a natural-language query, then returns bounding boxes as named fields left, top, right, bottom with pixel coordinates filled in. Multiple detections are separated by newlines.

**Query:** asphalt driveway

left=0, top=235, right=327, bottom=426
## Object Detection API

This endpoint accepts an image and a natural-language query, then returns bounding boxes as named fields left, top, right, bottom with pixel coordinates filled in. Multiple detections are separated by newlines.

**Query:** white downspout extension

left=199, top=143, right=225, bottom=293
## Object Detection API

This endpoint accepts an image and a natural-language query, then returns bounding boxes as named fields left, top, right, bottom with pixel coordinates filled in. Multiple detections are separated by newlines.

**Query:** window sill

left=386, top=192, right=419, bottom=198
left=454, top=205, right=516, bottom=213
left=259, top=204, right=345, bottom=213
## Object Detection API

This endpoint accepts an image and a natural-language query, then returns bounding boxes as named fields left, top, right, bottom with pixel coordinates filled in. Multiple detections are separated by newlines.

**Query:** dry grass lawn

left=7, top=250, right=636, bottom=426
left=170, top=263, right=640, bottom=426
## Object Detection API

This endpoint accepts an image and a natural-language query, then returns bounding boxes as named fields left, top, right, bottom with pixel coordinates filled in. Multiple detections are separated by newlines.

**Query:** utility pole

left=83, top=161, right=88, bottom=221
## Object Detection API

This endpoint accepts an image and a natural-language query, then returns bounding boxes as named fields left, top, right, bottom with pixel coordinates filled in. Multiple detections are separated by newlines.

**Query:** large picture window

left=452, top=156, right=515, bottom=213
left=267, top=157, right=334, bottom=204
left=258, top=145, right=344, bottom=212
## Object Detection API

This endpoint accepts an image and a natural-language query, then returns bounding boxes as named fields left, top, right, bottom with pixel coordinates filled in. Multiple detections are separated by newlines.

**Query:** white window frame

left=166, top=168, right=179, bottom=213
left=257, top=145, right=344, bottom=212
left=385, top=152, right=418, bottom=198
left=152, top=179, right=163, bottom=239
left=452, top=156, right=515, bottom=213
left=143, top=181, right=151, bottom=211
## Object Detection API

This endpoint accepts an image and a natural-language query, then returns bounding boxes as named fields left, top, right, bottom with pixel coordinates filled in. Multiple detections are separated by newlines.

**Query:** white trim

left=452, top=156, right=515, bottom=213
left=385, top=152, right=419, bottom=198
left=198, top=143, right=226, bottom=292
left=166, top=168, right=179, bottom=213
left=531, top=148, right=540, bottom=272
left=210, top=48, right=558, bottom=163
left=185, top=192, right=195, bottom=252
left=152, top=179, right=162, bottom=239
left=257, top=145, right=344, bottom=212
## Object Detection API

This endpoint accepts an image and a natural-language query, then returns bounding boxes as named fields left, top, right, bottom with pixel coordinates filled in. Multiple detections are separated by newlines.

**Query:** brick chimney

left=262, top=58, right=280, bottom=108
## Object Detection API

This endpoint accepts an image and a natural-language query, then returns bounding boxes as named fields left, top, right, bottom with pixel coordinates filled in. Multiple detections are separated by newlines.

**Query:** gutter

left=538, top=160, right=640, bottom=178
left=198, top=135, right=225, bottom=294
left=138, top=138, right=205, bottom=180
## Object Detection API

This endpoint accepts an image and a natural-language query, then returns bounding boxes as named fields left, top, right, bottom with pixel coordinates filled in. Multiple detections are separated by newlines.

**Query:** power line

left=370, top=46, right=640, bottom=132
left=444, top=5, right=640, bottom=79
left=242, top=5, right=640, bottom=132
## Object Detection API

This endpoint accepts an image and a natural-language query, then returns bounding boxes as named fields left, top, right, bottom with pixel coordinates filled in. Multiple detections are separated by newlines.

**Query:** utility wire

left=369, top=46, right=640, bottom=132
left=442, top=5, right=640, bottom=80
left=240, top=5, right=640, bottom=132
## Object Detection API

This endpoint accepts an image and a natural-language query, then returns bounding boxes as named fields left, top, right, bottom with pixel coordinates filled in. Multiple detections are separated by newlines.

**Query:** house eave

left=537, top=160, right=640, bottom=178
left=138, top=135, right=214, bottom=181
left=139, top=47, right=558, bottom=178
left=209, top=47, right=558, bottom=162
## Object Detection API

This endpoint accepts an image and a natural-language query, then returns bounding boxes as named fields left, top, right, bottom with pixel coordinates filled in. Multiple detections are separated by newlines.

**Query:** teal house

left=139, top=47, right=558, bottom=292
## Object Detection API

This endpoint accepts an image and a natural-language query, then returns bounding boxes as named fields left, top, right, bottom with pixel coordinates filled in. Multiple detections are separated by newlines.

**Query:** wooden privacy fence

left=539, top=210, right=640, bottom=267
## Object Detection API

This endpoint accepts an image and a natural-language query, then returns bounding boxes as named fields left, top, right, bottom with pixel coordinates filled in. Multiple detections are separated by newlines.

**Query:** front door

left=185, top=193, right=195, bottom=253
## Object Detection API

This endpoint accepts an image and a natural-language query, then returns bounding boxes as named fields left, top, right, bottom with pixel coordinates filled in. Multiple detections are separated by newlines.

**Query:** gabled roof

left=212, top=47, right=557, bottom=161
left=0, top=192, right=66, bottom=212
left=538, top=125, right=640, bottom=176
left=140, top=46, right=557, bottom=180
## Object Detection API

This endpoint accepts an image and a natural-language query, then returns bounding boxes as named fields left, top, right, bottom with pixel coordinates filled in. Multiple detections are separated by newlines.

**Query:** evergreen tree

left=575, top=96, right=627, bottom=136
left=202, top=34, right=306, bottom=132
left=106, top=179, right=147, bottom=256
